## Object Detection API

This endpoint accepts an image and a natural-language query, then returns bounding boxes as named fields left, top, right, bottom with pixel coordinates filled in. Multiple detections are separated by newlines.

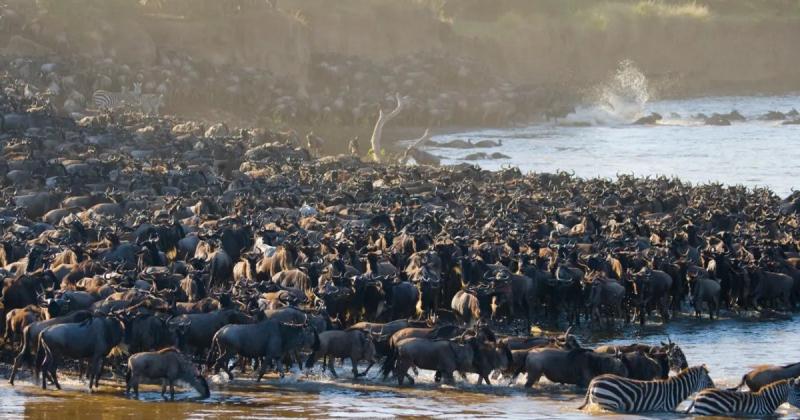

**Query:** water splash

left=567, top=59, right=651, bottom=125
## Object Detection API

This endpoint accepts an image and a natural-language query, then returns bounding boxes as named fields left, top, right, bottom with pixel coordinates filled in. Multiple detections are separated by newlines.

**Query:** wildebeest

left=305, top=329, right=376, bottom=378
left=37, top=314, right=125, bottom=390
left=4, top=304, right=45, bottom=346
left=380, top=324, right=465, bottom=379
left=595, top=340, right=688, bottom=373
left=729, top=362, right=800, bottom=392
left=126, top=348, right=210, bottom=400
left=8, top=310, right=93, bottom=385
left=617, top=350, right=668, bottom=380
left=209, top=318, right=316, bottom=380
left=122, top=313, right=190, bottom=354
left=391, top=336, right=482, bottom=386
left=630, top=268, right=673, bottom=324
left=689, top=276, right=721, bottom=319
left=521, top=348, right=628, bottom=388
left=170, top=309, right=252, bottom=356
left=587, top=278, right=626, bottom=324
left=450, top=289, right=483, bottom=325
left=748, top=268, right=794, bottom=310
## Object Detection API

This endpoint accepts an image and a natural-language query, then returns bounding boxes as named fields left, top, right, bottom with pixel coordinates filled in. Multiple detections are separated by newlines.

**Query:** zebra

left=578, top=365, right=714, bottom=413
left=688, top=378, right=800, bottom=416
left=92, top=82, right=142, bottom=110
left=138, top=93, right=165, bottom=116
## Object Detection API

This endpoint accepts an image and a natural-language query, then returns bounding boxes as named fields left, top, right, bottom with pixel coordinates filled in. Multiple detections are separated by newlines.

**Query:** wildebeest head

left=44, top=295, right=68, bottom=318
left=661, top=338, right=688, bottom=371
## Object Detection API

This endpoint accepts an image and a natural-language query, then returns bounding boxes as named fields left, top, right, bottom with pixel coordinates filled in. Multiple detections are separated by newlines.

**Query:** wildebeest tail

left=37, top=335, right=53, bottom=381
left=311, top=329, right=320, bottom=352
left=206, top=334, right=220, bottom=368
left=380, top=343, right=398, bottom=379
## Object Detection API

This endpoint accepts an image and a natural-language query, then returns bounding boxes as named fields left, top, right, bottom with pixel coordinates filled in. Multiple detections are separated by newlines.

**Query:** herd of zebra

left=580, top=365, right=800, bottom=416
left=91, top=82, right=165, bottom=116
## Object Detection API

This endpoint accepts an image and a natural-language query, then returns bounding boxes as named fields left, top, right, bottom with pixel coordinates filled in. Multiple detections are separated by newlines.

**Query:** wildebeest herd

left=2, top=74, right=800, bottom=416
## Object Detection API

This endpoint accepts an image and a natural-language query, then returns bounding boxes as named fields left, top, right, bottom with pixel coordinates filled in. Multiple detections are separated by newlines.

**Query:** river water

left=425, top=62, right=800, bottom=197
left=1, top=314, right=798, bottom=419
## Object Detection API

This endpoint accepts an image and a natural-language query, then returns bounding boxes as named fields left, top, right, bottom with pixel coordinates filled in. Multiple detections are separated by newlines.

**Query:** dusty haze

left=2, top=0, right=799, bottom=150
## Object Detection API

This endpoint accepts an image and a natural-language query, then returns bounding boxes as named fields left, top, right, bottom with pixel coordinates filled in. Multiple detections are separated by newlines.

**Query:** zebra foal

left=578, top=365, right=714, bottom=413
left=689, top=378, right=800, bottom=416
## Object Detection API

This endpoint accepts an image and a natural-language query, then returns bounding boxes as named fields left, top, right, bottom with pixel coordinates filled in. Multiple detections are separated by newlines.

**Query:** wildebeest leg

left=442, top=370, right=455, bottom=385
left=130, top=374, right=140, bottom=399
left=412, top=366, right=419, bottom=376
left=524, top=369, right=541, bottom=388
left=9, top=350, right=26, bottom=385
left=170, top=380, right=175, bottom=401
left=434, top=371, right=441, bottom=383
left=276, top=358, right=285, bottom=378
left=351, top=357, right=360, bottom=378
left=255, top=360, right=267, bottom=382
left=361, top=360, right=374, bottom=376
left=326, top=356, right=337, bottom=378
left=34, top=344, right=46, bottom=383
left=161, top=379, right=168, bottom=400
left=85, top=359, right=96, bottom=390
left=48, top=357, right=61, bottom=390
left=395, top=360, right=412, bottom=386
left=395, top=364, right=405, bottom=386
left=92, top=358, right=105, bottom=389
left=478, top=374, right=491, bottom=386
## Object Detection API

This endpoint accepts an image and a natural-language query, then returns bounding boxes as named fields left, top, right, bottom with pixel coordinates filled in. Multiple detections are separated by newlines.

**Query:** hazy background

left=8, top=0, right=798, bottom=93
left=2, top=0, right=799, bottom=152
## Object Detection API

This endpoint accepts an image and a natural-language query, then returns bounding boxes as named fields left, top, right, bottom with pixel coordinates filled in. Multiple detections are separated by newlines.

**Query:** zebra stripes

left=579, top=365, right=714, bottom=413
left=92, top=82, right=142, bottom=110
left=690, top=378, right=800, bottom=416
left=138, top=93, right=164, bottom=116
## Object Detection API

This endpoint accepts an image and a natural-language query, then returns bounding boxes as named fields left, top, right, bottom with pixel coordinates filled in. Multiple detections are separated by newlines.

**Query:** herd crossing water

left=1, top=316, right=798, bottom=419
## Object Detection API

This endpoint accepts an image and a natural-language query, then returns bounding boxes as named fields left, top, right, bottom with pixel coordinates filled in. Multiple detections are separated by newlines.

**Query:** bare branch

left=369, top=93, right=407, bottom=163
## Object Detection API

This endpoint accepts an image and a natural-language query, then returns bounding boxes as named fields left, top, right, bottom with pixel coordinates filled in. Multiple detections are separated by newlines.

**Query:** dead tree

left=369, top=93, right=407, bottom=163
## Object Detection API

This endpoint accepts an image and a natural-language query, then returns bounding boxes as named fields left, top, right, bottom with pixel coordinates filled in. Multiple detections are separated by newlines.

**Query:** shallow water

left=2, top=314, right=798, bottom=419
left=427, top=94, right=800, bottom=197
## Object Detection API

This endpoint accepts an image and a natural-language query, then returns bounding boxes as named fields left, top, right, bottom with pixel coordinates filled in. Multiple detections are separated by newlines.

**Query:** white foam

left=565, top=59, right=650, bottom=126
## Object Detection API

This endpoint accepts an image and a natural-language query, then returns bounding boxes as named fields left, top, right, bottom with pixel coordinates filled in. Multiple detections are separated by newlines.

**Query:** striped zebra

left=689, top=378, right=800, bottom=416
left=92, top=82, right=142, bottom=110
left=578, top=365, right=714, bottom=413
left=138, top=93, right=164, bottom=116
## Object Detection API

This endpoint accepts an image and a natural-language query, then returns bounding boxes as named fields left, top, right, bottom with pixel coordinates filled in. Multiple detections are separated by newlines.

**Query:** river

left=424, top=64, right=800, bottom=197
left=2, top=314, right=798, bottom=419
